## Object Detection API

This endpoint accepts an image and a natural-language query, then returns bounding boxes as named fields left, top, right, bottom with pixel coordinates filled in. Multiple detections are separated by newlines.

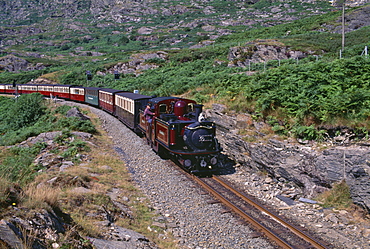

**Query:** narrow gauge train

left=0, top=83, right=222, bottom=174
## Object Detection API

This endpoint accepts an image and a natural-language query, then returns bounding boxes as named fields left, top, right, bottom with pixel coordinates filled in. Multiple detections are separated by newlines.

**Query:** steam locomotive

left=0, top=83, right=222, bottom=174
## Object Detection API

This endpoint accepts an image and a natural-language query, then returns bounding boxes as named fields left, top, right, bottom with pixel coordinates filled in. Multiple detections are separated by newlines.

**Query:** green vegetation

left=0, top=143, right=47, bottom=185
left=54, top=129, right=91, bottom=161
left=317, top=180, right=353, bottom=209
left=0, top=93, right=46, bottom=132
left=0, top=95, right=97, bottom=146
left=240, top=56, right=370, bottom=127
left=1, top=3, right=370, bottom=142
left=0, top=95, right=96, bottom=187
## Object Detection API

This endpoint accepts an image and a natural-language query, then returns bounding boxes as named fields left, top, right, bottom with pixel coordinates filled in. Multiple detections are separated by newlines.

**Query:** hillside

left=0, top=1, right=370, bottom=135
left=0, top=0, right=338, bottom=55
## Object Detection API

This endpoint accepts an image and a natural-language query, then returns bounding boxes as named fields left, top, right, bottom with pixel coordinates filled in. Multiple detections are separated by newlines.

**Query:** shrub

left=55, top=117, right=97, bottom=134
left=52, top=105, right=73, bottom=115
left=1, top=93, right=46, bottom=132
left=292, top=125, right=317, bottom=140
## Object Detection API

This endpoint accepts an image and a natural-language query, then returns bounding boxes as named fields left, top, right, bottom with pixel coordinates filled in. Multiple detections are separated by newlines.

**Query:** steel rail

left=212, top=175, right=328, bottom=249
left=191, top=174, right=295, bottom=249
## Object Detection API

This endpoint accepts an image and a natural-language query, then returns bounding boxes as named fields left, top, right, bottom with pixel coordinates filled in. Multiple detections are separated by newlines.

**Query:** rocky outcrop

left=321, top=4, right=370, bottom=33
left=205, top=104, right=370, bottom=213
left=0, top=209, right=92, bottom=249
left=0, top=55, right=46, bottom=72
left=0, top=209, right=158, bottom=249
left=2, top=0, right=367, bottom=53
left=66, top=107, right=91, bottom=120
left=107, top=51, right=168, bottom=76
left=228, top=41, right=309, bottom=67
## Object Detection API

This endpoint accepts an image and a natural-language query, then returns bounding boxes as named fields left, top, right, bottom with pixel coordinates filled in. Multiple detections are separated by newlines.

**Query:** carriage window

left=159, top=104, right=167, bottom=114
left=187, top=103, right=194, bottom=113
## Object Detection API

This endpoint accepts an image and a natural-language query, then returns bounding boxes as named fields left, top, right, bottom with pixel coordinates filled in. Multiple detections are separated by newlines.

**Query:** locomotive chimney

left=194, top=104, right=203, bottom=120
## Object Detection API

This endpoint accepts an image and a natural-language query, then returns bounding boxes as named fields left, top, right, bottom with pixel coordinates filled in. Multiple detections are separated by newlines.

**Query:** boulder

left=66, top=107, right=90, bottom=120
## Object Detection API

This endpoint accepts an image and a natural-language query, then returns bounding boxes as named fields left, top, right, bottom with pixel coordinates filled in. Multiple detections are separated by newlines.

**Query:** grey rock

left=88, top=226, right=157, bottom=249
left=298, top=197, right=317, bottom=204
left=0, top=220, right=23, bottom=249
left=276, top=194, right=296, bottom=206
left=0, top=54, right=29, bottom=72
left=228, top=42, right=308, bottom=67
left=66, top=107, right=90, bottom=120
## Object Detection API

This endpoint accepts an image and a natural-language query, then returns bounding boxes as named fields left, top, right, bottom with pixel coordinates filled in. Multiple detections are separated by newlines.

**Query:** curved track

left=190, top=174, right=331, bottom=249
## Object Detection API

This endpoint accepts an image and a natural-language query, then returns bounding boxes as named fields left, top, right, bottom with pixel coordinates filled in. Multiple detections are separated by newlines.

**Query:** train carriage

left=98, top=88, right=125, bottom=114
left=70, top=86, right=85, bottom=102
left=114, top=92, right=151, bottom=131
left=84, top=87, right=100, bottom=106
left=0, top=84, right=5, bottom=94
left=37, top=85, right=55, bottom=97
left=17, top=84, right=38, bottom=94
left=3, top=84, right=17, bottom=94
left=53, top=85, right=72, bottom=99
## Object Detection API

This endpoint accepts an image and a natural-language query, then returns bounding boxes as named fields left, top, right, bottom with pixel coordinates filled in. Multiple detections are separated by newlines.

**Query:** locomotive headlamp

left=210, top=156, right=218, bottom=165
left=184, top=159, right=192, bottom=168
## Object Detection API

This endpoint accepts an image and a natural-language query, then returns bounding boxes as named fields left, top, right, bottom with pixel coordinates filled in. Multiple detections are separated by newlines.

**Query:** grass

left=23, top=183, right=60, bottom=210
left=316, top=180, right=352, bottom=209
left=0, top=177, right=11, bottom=208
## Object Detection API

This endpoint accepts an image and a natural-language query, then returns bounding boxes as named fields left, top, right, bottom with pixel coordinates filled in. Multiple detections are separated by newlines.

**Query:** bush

left=0, top=95, right=96, bottom=146
left=2, top=93, right=46, bottom=132
left=55, top=117, right=97, bottom=134
left=52, top=105, right=73, bottom=115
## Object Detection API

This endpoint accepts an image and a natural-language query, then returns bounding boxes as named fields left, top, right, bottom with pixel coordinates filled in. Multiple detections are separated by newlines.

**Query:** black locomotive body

left=0, top=83, right=221, bottom=174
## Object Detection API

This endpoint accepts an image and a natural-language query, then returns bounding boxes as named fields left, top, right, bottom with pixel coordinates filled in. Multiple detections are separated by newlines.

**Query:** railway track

left=190, top=174, right=331, bottom=249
